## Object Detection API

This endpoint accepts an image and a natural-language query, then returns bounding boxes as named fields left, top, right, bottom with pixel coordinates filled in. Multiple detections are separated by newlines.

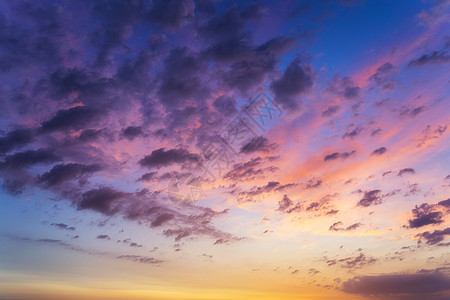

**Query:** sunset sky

left=0, top=0, right=449, bottom=299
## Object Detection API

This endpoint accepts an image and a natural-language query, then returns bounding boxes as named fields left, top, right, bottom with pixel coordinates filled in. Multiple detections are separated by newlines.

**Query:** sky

left=0, top=0, right=449, bottom=299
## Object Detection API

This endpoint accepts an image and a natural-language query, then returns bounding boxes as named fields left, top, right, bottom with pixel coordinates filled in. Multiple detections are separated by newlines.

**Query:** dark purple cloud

left=238, top=181, right=282, bottom=201
left=329, top=222, right=361, bottom=231
left=51, top=223, right=75, bottom=231
left=138, top=172, right=158, bottom=182
left=357, top=190, right=382, bottom=207
left=416, top=227, right=450, bottom=245
left=371, top=147, right=387, bottom=156
left=0, top=149, right=59, bottom=169
left=271, top=57, right=315, bottom=110
left=277, top=195, right=302, bottom=214
left=327, top=75, right=360, bottom=100
left=305, top=178, right=322, bottom=189
left=151, top=213, right=175, bottom=227
left=438, top=198, right=450, bottom=208
left=342, top=271, right=450, bottom=297
left=79, top=129, right=107, bottom=142
left=325, top=253, right=377, bottom=269
left=40, top=106, right=101, bottom=133
left=157, top=47, right=207, bottom=108
left=116, top=255, right=163, bottom=264
left=408, top=203, right=444, bottom=228
left=324, top=150, right=356, bottom=161
left=224, top=157, right=278, bottom=181
left=39, top=163, right=102, bottom=186
left=139, top=148, right=200, bottom=169
left=278, top=195, right=293, bottom=211
left=78, top=187, right=128, bottom=215
left=321, top=105, right=340, bottom=117
left=240, top=136, right=277, bottom=154
left=224, top=52, right=276, bottom=93
left=213, top=95, right=238, bottom=117
left=0, top=128, right=34, bottom=154
left=343, top=86, right=360, bottom=99
left=342, top=127, right=363, bottom=139
left=408, top=50, right=450, bottom=68
left=121, top=126, right=144, bottom=141
left=369, top=62, right=396, bottom=91
left=147, top=0, right=194, bottom=29
left=398, top=168, right=415, bottom=176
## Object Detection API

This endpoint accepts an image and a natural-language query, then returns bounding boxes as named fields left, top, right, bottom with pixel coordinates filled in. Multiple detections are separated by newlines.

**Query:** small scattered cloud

left=357, top=190, right=382, bottom=207
left=371, top=147, right=387, bottom=156
left=398, top=168, right=415, bottom=176
left=51, top=223, right=75, bottom=231
left=342, top=271, right=450, bottom=297
left=324, top=151, right=356, bottom=161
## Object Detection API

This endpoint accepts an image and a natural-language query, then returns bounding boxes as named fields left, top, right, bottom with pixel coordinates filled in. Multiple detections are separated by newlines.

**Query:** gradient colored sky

left=0, top=1, right=449, bottom=299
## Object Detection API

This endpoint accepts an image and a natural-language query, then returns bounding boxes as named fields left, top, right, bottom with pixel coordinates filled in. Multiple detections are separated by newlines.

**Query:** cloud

left=240, top=136, right=277, bottom=154
left=0, top=149, right=59, bottom=169
left=278, top=194, right=293, bottom=211
left=274, top=183, right=297, bottom=192
left=147, top=0, right=194, bottom=29
left=51, top=223, right=75, bottom=231
left=342, top=127, right=363, bottom=139
left=139, top=148, right=200, bottom=169
left=327, top=74, right=360, bottom=100
left=324, top=151, right=356, bottom=161
left=271, top=56, right=315, bottom=110
left=357, top=190, right=382, bottom=207
left=79, top=129, right=107, bottom=142
left=151, top=213, right=175, bottom=227
left=121, top=126, right=144, bottom=141
left=416, top=227, right=450, bottom=245
left=39, top=163, right=102, bottom=186
left=0, top=128, right=34, bottom=154
left=344, top=86, right=360, bottom=99
left=438, top=198, right=450, bottom=208
left=277, top=195, right=302, bottom=214
left=325, top=253, right=377, bottom=269
left=0, top=1, right=67, bottom=71
left=416, top=124, right=447, bottom=148
left=329, top=222, right=361, bottom=231
left=116, top=255, right=163, bottom=264
left=1, top=179, right=28, bottom=195
left=224, top=157, right=278, bottom=181
left=398, top=168, right=415, bottom=176
left=238, top=181, right=282, bottom=201
left=256, top=36, right=297, bottom=56
left=321, top=105, right=340, bottom=117
left=303, top=194, right=338, bottom=215
left=399, top=106, right=427, bottom=118
left=408, top=50, right=450, bottom=67
left=369, top=62, right=396, bottom=91
left=371, top=147, right=387, bottom=156
left=40, top=106, right=101, bottom=133
left=408, top=203, right=444, bottom=228
left=78, top=187, right=128, bottom=215
left=157, top=47, right=207, bottom=108
left=224, top=52, right=276, bottom=93
left=138, top=172, right=158, bottom=182
left=213, top=95, right=238, bottom=117
left=371, top=128, right=382, bottom=136
left=305, top=178, right=322, bottom=189
left=342, top=271, right=450, bottom=297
